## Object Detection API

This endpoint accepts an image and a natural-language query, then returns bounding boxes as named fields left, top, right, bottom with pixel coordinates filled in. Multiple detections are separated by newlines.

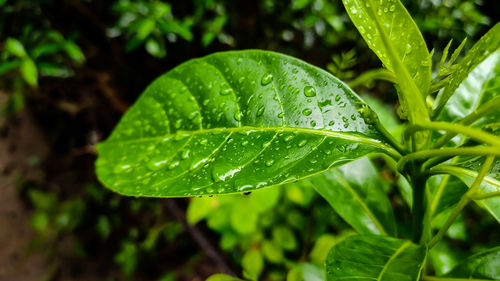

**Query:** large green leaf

left=309, top=157, right=397, bottom=236
left=438, top=50, right=500, bottom=127
left=444, top=246, right=500, bottom=280
left=434, top=22, right=500, bottom=116
left=96, top=50, right=397, bottom=197
left=342, top=0, right=430, bottom=124
left=325, top=235, right=426, bottom=281
left=432, top=157, right=500, bottom=222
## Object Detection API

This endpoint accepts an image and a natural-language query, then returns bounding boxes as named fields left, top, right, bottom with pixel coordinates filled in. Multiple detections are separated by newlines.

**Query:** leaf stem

left=406, top=122, right=500, bottom=148
left=397, top=146, right=500, bottom=173
left=428, top=155, right=494, bottom=249
left=473, top=191, right=500, bottom=200
left=432, top=96, right=500, bottom=148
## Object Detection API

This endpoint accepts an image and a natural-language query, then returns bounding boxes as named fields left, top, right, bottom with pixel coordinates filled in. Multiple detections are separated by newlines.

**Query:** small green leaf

left=432, top=158, right=500, bottom=222
left=342, top=0, right=430, bottom=124
left=96, top=50, right=397, bottom=197
left=135, top=18, right=156, bottom=40
left=438, top=50, right=500, bottom=127
left=445, top=246, right=500, bottom=280
left=145, top=37, right=166, bottom=58
left=242, top=249, right=264, bottom=281
left=434, top=22, right=500, bottom=116
left=206, top=274, right=244, bottom=281
left=262, top=240, right=283, bottom=264
left=272, top=226, right=297, bottom=251
left=309, top=157, right=397, bottom=236
left=5, top=38, right=27, bottom=57
left=20, top=58, right=38, bottom=87
left=326, top=235, right=427, bottom=281
left=64, top=41, right=86, bottom=64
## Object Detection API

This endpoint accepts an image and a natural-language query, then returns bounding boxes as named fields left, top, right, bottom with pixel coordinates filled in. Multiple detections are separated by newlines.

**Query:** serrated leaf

left=434, top=22, right=500, bottom=116
left=432, top=157, right=500, bottom=222
left=445, top=246, right=500, bottom=280
left=326, top=235, right=427, bottom=281
left=342, top=0, right=430, bottom=124
left=96, top=50, right=397, bottom=197
left=438, top=50, right=500, bottom=126
left=309, top=157, right=397, bottom=236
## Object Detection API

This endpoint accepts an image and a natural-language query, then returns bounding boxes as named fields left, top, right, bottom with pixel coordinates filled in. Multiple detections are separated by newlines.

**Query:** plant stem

left=410, top=170, right=428, bottom=243
left=428, top=155, right=494, bottom=249
left=348, top=68, right=397, bottom=88
left=407, top=122, right=500, bottom=148
left=397, top=146, right=500, bottom=172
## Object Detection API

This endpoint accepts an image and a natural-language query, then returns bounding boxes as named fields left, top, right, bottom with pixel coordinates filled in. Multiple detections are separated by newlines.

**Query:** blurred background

left=0, top=0, right=498, bottom=280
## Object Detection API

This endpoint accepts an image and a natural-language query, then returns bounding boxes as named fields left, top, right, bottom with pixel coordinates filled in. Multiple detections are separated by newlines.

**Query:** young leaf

left=206, top=274, right=244, bottom=281
left=326, top=235, right=427, bottom=281
left=444, top=246, right=500, bottom=280
left=432, top=158, right=500, bottom=222
left=20, top=58, right=38, bottom=87
left=342, top=0, right=430, bottom=124
left=434, top=22, right=500, bottom=117
left=96, top=50, right=399, bottom=197
left=308, top=157, right=397, bottom=236
left=438, top=50, right=500, bottom=127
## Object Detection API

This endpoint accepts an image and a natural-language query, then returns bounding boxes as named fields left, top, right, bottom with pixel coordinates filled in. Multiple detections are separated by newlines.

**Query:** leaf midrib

left=332, top=169, right=389, bottom=235
left=376, top=241, right=412, bottom=281
left=102, top=126, right=400, bottom=158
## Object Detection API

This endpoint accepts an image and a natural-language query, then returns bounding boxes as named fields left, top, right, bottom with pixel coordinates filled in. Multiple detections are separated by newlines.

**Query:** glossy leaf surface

left=434, top=22, right=500, bottom=116
left=309, top=157, right=397, bottom=236
left=342, top=0, right=431, bottom=95
left=438, top=50, right=500, bottom=126
left=445, top=246, right=500, bottom=280
left=96, top=50, right=396, bottom=197
left=342, top=0, right=430, bottom=126
left=326, top=235, right=426, bottom=281
left=433, top=157, right=500, bottom=222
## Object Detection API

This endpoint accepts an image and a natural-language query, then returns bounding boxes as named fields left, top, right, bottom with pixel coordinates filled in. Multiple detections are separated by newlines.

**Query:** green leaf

left=206, top=274, right=244, bottom=281
left=309, top=157, right=397, bottom=236
left=242, top=249, right=264, bottom=281
left=326, top=235, right=427, bottom=281
left=5, top=38, right=27, bottom=58
left=432, top=158, right=500, bottom=222
left=438, top=50, right=500, bottom=127
left=434, top=22, right=500, bottom=116
left=427, top=174, right=468, bottom=218
left=64, top=41, right=86, bottom=64
left=96, top=50, right=398, bottom=197
left=272, top=226, right=297, bottom=251
left=445, top=246, right=500, bottom=280
left=20, top=58, right=38, bottom=87
left=342, top=0, right=430, bottom=124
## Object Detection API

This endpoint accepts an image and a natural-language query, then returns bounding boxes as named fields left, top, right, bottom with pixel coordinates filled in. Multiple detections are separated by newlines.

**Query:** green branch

left=406, top=122, right=500, bottom=148
left=397, top=146, right=500, bottom=172
left=428, top=155, right=494, bottom=249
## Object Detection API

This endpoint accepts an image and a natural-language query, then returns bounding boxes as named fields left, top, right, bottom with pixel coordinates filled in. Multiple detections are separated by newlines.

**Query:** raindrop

left=168, top=161, right=180, bottom=170
left=265, top=159, right=275, bottom=167
left=146, top=158, right=168, bottom=171
left=298, top=139, right=308, bottom=147
left=261, top=73, right=273, bottom=86
left=335, top=95, right=341, bottom=101
left=302, top=108, right=313, bottom=116
left=220, top=88, right=234, bottom=96
left=277, top=112, right=284, bottom=118
left=234, top=112, right=242, bottom=121
left=292, top=68, right=298, bottom=74
left=200, top=139, right=208, bottom=145
left=174, top=119, right=183, bottom=129
left=181, top=149, right=190, bottom=160
left=256, top=106, right=265, bottom=117
left=389, top=5, right=395, bottom=11
left=328, top=121, right=335, bottom=126
left=303, top=86, right=316, bottom=97
left=241, top=140, right=249, bottom=146
left=310, top=120, right=317, bottom=127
